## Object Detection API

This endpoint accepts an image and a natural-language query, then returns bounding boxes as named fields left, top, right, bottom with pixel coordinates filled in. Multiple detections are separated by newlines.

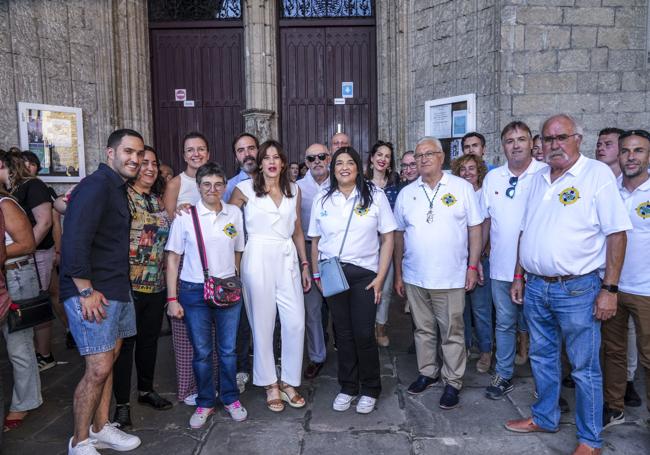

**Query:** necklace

left=421, top=183, right=441, bottom=223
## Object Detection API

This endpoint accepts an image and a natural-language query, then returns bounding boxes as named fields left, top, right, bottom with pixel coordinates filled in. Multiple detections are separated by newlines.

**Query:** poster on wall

left=18, top=102, right=85, bottom=183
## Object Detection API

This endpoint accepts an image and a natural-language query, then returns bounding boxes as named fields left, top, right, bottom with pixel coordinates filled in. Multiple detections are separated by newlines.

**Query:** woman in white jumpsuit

left=229, top=140, right=311, bottom=412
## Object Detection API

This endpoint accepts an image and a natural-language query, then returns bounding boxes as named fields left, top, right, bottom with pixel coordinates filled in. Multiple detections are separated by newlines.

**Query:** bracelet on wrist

left=301, top=261, right=310, bottom=268
left=513, top=274, right=525, bottom=280
left=313, top=277, right=321, bottom=281
left=166, top=297, right=178, bottom=303
left=312, top=273, right=321, bottom=279
left=467, top=265, right=478, bottom=271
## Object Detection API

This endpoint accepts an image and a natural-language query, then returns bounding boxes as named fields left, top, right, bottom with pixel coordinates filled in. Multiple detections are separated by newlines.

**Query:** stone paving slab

left=302, top=431, right=411, bottom=455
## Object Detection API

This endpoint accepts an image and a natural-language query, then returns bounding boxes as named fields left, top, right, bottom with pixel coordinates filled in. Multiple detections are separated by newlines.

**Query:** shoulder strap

left=190, top=206, right=209, bottom=280
left=337, top=195, right=357, bottom=257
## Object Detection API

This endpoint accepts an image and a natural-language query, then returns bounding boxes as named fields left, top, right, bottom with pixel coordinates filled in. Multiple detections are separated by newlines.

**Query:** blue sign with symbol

left=342, top=82, right=353, bottom=98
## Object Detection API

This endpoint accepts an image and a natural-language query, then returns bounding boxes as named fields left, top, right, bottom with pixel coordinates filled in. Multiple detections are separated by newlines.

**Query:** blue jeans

left=492, top=279, right=526, bottom=379
left=464, top=256, right=493, bottom=353
left=179, top=281, right=241, bottom=407
left=524, top=273, right=602, bottom=448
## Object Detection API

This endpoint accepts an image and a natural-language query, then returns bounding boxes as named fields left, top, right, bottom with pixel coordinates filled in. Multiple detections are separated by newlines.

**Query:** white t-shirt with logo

left=618, top=176, right=650, bottom=296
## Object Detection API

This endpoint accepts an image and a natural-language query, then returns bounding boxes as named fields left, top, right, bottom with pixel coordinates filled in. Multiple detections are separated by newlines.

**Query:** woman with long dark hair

left=308, top=147, right=396, bottom=414
left=364, top=141, right=400, bottom=347
left=112, top=146, right=173, bottom=427
left=229, top=140, right=311, bottom=413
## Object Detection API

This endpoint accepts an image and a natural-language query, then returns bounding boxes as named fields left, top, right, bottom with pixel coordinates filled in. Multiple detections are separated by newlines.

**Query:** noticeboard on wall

left=424, top=94, right=476, bottom=169
left=18, top=102, right=86, bottom=183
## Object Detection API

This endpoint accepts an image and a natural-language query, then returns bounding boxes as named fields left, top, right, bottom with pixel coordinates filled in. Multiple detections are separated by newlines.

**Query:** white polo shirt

left=165, top=199, right=245, bottom=283
left=482, top=159, right=547, bottom=281
left=519, top=154, right=632, bottom=277
left=308, top=187, right=397, bottom=273
left=394, top=174, right=484, bottom=289
left=297, top=170, right=330, bottom=240
left=618, top=176, right=650, bottom=296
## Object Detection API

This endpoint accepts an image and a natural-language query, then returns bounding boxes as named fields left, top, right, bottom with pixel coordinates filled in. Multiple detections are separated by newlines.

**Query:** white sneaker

left=356, top=395, right=376, bottom=414
left=68, top=437, right=100, bottom=455
left=236, top=372, right=250, bottom=393
left=189, top=407, right=215, bottom=429
left=184, top=393, right=198, bottom=406
left=89, top=423, right=141, bottom=451
left=224, top=400, right=248, bottom=422
left=332, top=393, right=356, bottom=412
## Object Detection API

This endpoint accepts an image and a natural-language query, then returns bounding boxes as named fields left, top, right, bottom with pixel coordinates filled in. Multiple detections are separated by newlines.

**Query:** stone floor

left=2, top=301, right=649, bottom=455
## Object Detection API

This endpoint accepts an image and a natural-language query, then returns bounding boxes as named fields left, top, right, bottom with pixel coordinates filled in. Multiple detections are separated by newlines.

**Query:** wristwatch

left=79, top=287, right=94, bottom=298
left=601, top=284, right=618, bottom=294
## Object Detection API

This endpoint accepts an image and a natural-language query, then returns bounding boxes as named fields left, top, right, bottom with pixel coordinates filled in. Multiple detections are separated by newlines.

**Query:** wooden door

left=280, top=25, right=377, bottom=162
left=150, top=27, right=245, bottom=175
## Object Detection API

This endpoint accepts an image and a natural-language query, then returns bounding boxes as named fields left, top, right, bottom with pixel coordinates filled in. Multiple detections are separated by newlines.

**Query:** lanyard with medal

left=422, top=183, right=441, bottom=223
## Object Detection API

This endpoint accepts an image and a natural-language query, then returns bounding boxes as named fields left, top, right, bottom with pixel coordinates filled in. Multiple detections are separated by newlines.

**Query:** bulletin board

left=424, top=94, right=476, bottom=169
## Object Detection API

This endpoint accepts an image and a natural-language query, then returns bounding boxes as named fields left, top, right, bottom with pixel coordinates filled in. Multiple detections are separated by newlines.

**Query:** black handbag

left=6, top=254, right=54, bottom=333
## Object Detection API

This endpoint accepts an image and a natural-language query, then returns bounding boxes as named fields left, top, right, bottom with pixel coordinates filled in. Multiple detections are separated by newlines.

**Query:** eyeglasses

left=400, top=162, right=417, bottom=170
left=541, top=133, right=580, bottom=145
left=414, top=151, right=443, bottom=161
left=306, top=153, right=329, bottom=163
left=199, top=181, right=225, bottom=191
left=505, top=176, right=518, bottom=199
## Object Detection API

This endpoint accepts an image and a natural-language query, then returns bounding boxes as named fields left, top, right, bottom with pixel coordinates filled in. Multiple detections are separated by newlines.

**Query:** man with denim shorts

left=505, top=114, right=631, bottom=455
left=60, top=129, right=145, bottom=455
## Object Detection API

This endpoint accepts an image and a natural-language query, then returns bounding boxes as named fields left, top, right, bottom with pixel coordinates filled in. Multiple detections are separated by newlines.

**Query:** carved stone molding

left=242, top=108, right=275, bottom=143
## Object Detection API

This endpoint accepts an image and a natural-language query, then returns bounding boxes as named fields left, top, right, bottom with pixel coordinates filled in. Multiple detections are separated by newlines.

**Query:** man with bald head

left=506, top=114, right=631, bottom=455
left=297, top=143, right=331, bottom=379
left=330, top=132, right=350, bottom=154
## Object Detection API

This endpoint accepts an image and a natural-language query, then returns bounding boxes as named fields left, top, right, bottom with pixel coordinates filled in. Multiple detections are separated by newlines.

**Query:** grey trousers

left=305, top=245, right=326, bottom=363
left=1, top=323, right=43, bottom=412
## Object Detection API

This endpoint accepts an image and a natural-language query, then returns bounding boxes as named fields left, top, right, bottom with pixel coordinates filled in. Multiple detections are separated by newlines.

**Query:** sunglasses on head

left=619, top=129, right=650, bottom=143
left=506, top=176, right=518, bottom=199
left=306, top=153, right=329, bottom=162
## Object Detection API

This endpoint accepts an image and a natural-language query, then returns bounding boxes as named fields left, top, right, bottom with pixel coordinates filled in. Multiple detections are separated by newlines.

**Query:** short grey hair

left=540, top=113, right=584, bottom=137
left=415, top=136, right=443, bottom=152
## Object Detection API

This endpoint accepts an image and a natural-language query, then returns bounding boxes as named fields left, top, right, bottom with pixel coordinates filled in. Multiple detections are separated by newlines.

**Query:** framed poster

left=424, top=94, right=476, bottom=169
left=18, top=102, right=85, bottom=183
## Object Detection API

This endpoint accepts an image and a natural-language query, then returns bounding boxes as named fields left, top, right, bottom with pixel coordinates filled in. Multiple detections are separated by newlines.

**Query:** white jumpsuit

left=236, top=180, right=305, bottom=387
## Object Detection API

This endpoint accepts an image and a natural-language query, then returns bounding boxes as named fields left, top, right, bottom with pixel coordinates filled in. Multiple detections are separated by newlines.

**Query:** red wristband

left=467, top=265, right=478, bottom=271
left=514, top=274, right=525, bottom=280
left=166, top=297, right=178, bottom=303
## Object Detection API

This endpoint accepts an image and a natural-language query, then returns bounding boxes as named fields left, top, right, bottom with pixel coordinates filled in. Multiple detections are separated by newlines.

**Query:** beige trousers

left=405, top=284, right=466, bottom=390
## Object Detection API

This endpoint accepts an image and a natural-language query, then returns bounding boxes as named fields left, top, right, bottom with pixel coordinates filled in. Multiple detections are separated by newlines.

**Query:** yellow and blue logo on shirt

left=558, top=187, right=580, bottom=206
left=354, top=204, right=369, bottom=216
left=441, top=193, right=457, bottom=207
left=636, top=200, right=650, bottom=219
left=223, top=223, right=238, bottom=238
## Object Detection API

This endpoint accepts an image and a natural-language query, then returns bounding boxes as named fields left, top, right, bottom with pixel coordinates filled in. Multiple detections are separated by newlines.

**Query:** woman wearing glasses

left=309, top=146, right=396, bottom=414
left=229, top=140, right=311, bottom=413
left=399, top=151, right=419, bottom=186
left=451, top=154, right=493, bottom=374
left=364, top=141, right=400, bottom=347
left=166, top=162, right=247, bottom=428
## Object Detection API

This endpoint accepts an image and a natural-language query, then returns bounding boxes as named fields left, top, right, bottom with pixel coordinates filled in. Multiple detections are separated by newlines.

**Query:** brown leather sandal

left=279, top=382, right=306, bottom=408
left=265, top=383, right=285, bottom=412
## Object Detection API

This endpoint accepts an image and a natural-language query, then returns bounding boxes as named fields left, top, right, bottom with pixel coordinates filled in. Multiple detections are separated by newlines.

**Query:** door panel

left=150, top=27, right=245, bottom=175
left=280, top=25, right=377, bottom=163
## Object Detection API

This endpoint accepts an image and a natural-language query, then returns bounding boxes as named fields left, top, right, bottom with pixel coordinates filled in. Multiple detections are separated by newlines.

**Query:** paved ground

left=2, top=300, right=649, bottom=455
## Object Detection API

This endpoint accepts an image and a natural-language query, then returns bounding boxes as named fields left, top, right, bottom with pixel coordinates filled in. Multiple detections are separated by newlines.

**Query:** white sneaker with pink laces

left=189, top=407, right=215, bottom=429
left=224, top=400, right=248, bottom=422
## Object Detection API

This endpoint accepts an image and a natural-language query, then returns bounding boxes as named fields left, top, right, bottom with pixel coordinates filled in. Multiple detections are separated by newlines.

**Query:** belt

left=5, top=258, right=31, bottom=270
left=535, top=272, right=595, bottom=283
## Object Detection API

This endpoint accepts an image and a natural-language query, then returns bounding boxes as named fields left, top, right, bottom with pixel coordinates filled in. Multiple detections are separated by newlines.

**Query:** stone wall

left=0, top=0, right=151, bottom=185
left=500, top=0, right=649, bottom=156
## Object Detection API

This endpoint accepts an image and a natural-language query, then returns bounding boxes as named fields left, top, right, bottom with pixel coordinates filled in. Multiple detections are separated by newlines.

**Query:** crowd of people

left=0, top=112, right=647, bottom=455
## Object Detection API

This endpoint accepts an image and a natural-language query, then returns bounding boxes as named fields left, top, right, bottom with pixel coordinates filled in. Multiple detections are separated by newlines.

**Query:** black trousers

left=236, top=301, right=252, bottom=372
left=113, top=290, right=166, bottom=404
left=327, top=264, right=381, bottom=398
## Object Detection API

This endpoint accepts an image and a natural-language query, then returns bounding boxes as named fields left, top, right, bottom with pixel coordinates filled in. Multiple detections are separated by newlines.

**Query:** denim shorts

left=64, top=296, right=137, bottom=356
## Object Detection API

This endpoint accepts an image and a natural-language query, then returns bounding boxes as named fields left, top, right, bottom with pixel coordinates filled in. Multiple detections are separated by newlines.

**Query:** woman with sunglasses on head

left=451, top=154, right=493, bottom=374
left=111, top=146, right=173, bottom=428
left=364, top=141, right=400, bottom=348
left=166, top=162, right=247, bottom=428
left=229, top=140, right=311, bottom=413
left=309, top=146, right=396, bottom=414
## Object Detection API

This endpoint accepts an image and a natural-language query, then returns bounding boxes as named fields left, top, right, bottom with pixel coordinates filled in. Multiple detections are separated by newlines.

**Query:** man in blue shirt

left=223, top=132, right=259, bottom=202
left=61, top=129, right=144, bottom=455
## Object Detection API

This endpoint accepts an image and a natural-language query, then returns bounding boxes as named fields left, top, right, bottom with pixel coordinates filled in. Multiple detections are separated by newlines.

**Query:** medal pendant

left=426, top=210, right=434, bottom=224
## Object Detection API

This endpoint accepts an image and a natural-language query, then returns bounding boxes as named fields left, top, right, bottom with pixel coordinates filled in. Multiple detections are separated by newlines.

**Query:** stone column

left=111, top=0, right=153, bottom=143
left=242, top=0, right=279, bottom=140
left=376, top=0, right=411, bottom=158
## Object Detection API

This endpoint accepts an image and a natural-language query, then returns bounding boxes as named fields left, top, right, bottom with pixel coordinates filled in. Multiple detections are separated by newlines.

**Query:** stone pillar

left=376, top=0, right=411, bottom=158
left=111, top=0, right=153, bottom=143
left=242, top=0, right=279, bottom=140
